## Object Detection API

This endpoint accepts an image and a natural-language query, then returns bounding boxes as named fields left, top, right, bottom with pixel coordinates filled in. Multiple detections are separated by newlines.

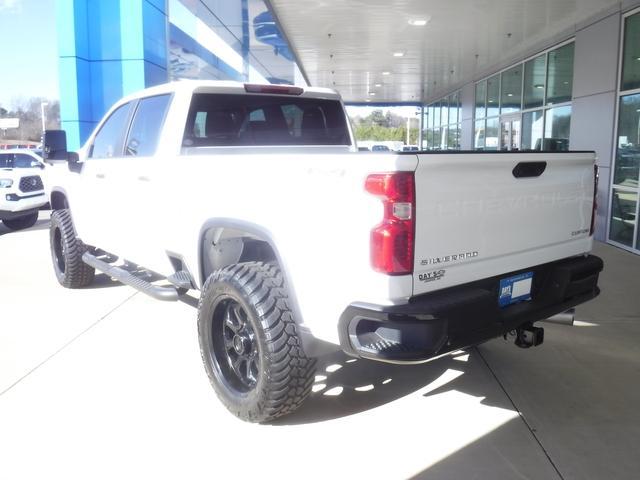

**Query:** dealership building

left=57, top=0, right=640, bottom=255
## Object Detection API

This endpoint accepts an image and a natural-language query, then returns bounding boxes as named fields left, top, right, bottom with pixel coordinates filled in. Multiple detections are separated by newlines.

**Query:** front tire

left=2, top=212, right=38, bottom=230
left=50, top=209, right=95, bottom=288
left=197, top=262, right=315, bottom=423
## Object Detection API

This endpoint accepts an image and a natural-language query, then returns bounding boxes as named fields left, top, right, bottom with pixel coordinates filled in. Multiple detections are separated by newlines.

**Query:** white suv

left=0, top=149, right=48, bottom=230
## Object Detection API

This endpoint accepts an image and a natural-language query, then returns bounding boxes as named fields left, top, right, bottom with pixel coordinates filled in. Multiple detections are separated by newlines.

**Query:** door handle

left=512, top=162, right=547, bottom=178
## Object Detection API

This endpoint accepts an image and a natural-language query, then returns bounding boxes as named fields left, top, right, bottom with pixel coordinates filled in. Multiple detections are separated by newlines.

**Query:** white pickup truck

left=0, top=149, right=48, bottom=230
left=43, top=80, right=603, bottom=423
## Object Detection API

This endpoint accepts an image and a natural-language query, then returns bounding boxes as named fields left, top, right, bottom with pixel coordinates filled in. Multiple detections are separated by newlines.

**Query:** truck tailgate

left=412, top=152, right=596, bottom=296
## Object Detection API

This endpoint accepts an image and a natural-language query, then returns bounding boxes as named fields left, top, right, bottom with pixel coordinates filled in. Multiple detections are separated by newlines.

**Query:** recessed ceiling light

left=408, top=18, right=429, bottom=26
left=636, top=57, right=640, bottom=61
left=507, top=93, right=513, bottom=97
left=534, top=84, right=544, bottom=89
left=382, top=71, right=391, bottom=75
left=369, top=92, right=376, bottom=96
left=563, top=81, right=569, bottom=85
left=393, top=52, right=405, bottom=57
left=375, top=83, right=382, bottom=87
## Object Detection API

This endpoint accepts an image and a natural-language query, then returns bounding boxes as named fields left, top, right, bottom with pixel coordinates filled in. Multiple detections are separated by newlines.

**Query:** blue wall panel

left=57, top=0, right=168, bottom=149
left=88, top=1, right=122, bottom=61
left=143, top=0, right=168, bottom=69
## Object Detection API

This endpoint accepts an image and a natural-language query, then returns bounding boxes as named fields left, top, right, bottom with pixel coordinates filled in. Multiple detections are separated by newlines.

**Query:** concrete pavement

left=0, top=214, right=638, bottom=479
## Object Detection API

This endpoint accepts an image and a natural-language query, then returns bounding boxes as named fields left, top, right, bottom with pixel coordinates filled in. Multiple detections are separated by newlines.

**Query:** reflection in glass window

left=547, top=43, right=574, bottom=105
left=449, top=92, right=459, bottom=124
left=428, top=105, right=434, bottom=133
left=614, top=93, right=640, bottom=188
left=501, top=65, right=522, bottom=114
left=543, top=106, right=571, bottom=151
left=522, top=110, right=544, bottom=150
left=441, top=98, right=449, bottom=126
left=621, top=12, right=640, bottom=92
left=441, top=126, right=448, bottom=149
left=433, top=103, right=441, bottom=128
left=524, top=55, right=546, bottom=109
left=447, top=125, right=460, bottom=150
left=475, top=81, right=486, bottom=120
left=485, top=117, right=499, bottom=151
left=126, top=95, right=171, bottom=157
left=609, top=188, right=637, bottom=247
left=474, top=119, right=485, bottom=150
left=426, top=128, right=433, bottom=150
left=91, top=103, right=132, bottom=158
left=487, top=74, right=500, bottom=117
left=432, top=127, right=442, bottom=150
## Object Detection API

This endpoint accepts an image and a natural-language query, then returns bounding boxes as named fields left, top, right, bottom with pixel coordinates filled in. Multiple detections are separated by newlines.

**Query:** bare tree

left=0, top=97, right=60, bottom=143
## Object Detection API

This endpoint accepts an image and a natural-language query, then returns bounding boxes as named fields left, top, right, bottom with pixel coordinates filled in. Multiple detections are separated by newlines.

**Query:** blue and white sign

left=498, top=272, right=533, bottom=307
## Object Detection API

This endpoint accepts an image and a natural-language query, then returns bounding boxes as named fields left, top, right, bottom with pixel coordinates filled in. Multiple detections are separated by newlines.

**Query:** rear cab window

left=183, top=93, right=351, bottom=147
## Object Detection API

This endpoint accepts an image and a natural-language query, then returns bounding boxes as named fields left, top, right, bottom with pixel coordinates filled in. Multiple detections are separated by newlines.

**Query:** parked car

left=44, top=80, right=602, bottom=423
left=0, top=149, right=47, bottom=230
left=371, top=144, right=390, bottom=152
left=402, top=145, right=419, bottom=152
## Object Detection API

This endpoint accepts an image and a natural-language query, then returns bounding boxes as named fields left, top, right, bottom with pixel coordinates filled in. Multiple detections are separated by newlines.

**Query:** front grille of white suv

left=19, top=176, right=44, bottom=193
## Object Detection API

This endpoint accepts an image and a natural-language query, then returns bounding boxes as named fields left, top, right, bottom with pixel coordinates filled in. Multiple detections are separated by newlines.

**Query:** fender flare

left=197, top=218, right=306, bottom=329
left=49, top=187, right=70, bottom=210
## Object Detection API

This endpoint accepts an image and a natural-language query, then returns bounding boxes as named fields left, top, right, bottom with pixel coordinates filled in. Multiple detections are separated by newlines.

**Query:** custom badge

left=418, top=269, right=446, bottom=283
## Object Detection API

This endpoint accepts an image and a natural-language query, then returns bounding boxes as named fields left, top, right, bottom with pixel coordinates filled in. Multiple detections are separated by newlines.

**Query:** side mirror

left=42, top=130, right=69, bottom=161
left=43, top=130, right=82, bottom=173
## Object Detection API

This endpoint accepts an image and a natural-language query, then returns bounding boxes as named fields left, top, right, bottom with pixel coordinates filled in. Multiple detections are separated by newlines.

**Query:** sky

left=0, top=0, right=59, bottom=109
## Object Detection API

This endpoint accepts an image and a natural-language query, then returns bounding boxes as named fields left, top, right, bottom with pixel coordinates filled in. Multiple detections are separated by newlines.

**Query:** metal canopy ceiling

left=268, top=0, right=621, bottom=103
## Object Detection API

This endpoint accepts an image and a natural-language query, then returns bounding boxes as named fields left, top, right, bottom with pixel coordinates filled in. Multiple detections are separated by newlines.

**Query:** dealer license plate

left=498, top=272, right=533, bottom=307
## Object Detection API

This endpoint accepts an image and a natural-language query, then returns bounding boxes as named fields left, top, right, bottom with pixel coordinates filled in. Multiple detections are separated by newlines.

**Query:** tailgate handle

left=512, top=161, right=546, bottom=178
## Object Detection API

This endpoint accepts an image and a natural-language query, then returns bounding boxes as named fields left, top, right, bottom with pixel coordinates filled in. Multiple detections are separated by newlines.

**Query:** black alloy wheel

left=197, top=261, right=316, bottom=423
left=212, top=297, right=261, bottom=393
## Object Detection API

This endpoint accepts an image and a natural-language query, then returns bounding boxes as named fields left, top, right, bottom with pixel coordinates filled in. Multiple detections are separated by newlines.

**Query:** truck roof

left=118, top=80, right=343, bottom=104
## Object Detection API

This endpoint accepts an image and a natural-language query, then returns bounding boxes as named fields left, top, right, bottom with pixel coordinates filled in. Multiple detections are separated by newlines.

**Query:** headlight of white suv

left=0, top=179, right=13, bottom=188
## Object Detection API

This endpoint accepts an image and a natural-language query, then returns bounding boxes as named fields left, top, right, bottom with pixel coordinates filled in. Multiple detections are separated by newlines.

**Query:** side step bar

left=82, top=252, right=179, bottom=301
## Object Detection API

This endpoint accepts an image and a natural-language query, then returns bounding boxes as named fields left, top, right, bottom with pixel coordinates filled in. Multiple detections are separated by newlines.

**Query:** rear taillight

left=590, top=165, right=599, bottom=236
left=365, top=172, right=415, bottom=275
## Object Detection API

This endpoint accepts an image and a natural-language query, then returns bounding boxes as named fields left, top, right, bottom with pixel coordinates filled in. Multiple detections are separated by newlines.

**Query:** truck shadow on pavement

left=271, top=344, right=515, bottom=425
left=0, top=217, right=50, bottom=236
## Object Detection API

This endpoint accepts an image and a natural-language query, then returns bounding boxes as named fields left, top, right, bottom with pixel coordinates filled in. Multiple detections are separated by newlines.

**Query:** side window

left=90, top=103, right=132, bottom=159
left=125, top=94, right=171, bottom=157
left=15, top=154, right=40, bottom=168
left=0, top=153, right=13, bottom=168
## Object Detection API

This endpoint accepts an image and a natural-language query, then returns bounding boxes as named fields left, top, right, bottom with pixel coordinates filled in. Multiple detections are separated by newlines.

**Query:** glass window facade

left=500, top=65, right=522, bottom=114
left=546, top=43, right=574, bottom=105
left=168, top=0, right=305, bottom=86
left=474, top=42, right=574, bottom=152
left=621, top=12, right=640, bottom=92
left=610, top=11, right=640, bottom=252
left=422, top=90, right=461, bottom=150
left=523, top=55, right=546, bottom=109
left=475, top=81, right=486, bottom=120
